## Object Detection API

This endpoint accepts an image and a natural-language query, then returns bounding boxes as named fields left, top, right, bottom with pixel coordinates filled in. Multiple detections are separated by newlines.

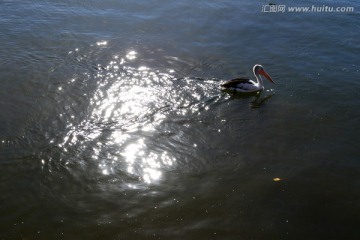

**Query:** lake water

left=0, top=0, right=359, bottom=239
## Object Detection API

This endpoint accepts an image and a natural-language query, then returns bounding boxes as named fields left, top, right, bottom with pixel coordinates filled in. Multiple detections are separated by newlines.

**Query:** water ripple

left=36, top=42, right=228, bottom=186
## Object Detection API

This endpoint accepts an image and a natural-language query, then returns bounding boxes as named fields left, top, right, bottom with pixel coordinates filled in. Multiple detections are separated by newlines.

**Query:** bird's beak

left=259, top=69, right=275, bottom=84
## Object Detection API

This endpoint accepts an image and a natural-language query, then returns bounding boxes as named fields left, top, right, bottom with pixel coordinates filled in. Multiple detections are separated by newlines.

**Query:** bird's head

left=253, top=64, right=275, bottom=84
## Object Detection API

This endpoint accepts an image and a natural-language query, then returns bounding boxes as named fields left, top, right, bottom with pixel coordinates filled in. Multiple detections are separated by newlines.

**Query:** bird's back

left=221, top=77, right=252, bottom=88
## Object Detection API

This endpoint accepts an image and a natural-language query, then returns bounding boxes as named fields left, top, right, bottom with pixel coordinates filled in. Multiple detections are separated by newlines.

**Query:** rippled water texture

left=0, top=0, right=359, bottom=239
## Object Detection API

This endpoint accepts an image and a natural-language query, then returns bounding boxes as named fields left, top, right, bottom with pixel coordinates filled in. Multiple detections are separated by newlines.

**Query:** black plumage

left=221, top=77, right=252, bottom=88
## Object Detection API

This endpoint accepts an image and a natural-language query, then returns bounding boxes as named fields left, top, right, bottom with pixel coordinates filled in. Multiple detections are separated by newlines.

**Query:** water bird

left=221, top=64, right=275, bottom=93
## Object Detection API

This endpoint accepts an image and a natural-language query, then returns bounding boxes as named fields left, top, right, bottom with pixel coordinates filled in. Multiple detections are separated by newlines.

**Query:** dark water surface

left=1, top=0, right=359, bottom=239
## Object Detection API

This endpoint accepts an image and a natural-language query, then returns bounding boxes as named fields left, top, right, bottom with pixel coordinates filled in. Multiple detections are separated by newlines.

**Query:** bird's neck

left=254, top=73, right=264, bottom=88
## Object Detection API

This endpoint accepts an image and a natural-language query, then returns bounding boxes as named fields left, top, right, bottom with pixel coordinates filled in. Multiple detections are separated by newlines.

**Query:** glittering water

left=1, top=0, right=359, bottom=239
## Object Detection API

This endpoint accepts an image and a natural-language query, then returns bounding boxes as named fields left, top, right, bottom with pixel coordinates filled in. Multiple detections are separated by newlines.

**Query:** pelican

left=221, top=64, right=275, bottom=93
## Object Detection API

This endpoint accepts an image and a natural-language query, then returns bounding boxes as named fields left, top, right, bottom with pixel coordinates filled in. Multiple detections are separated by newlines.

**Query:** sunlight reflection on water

left=54, top=45, right=209, bottom=184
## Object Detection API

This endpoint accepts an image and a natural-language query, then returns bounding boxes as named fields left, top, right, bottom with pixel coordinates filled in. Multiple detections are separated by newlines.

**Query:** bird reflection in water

left=250, top=93, right=274, bottom=108
left=222, top=88, right=275, bottom=108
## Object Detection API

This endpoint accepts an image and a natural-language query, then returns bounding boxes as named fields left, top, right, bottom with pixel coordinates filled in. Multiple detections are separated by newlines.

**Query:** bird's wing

left=221, top=77, right=252, bottom=88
